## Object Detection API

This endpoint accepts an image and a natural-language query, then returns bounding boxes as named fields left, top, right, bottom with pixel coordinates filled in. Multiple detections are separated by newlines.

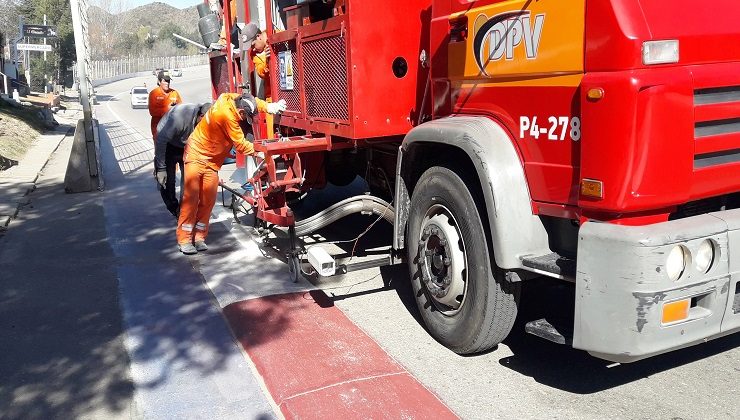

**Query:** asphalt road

left=96, top=67, right=740, bottom=419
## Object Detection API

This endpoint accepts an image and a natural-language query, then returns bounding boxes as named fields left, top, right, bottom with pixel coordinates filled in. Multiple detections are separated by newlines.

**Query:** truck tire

left=407, top=166, right=519, bottom=354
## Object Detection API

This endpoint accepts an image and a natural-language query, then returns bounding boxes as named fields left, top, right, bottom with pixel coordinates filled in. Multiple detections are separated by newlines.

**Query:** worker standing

left=176, top=92, right=287, bottom=254
left=148, top=71, right=182, bottom=143
left=243, top=23, right=275, bottom=138
left=153, top=102, right=212, bottom=218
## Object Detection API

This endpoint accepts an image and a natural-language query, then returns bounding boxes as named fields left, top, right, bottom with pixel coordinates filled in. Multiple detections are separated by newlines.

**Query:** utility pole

left=43, top=15, right=47, bottom=92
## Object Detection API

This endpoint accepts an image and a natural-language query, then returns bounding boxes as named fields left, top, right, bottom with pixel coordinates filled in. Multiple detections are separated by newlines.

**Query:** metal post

left=43, top=15, right=47, bottom=62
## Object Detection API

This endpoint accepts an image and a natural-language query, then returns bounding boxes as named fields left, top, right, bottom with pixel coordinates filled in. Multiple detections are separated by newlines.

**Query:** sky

left=123, top=1, right=204, bottom=10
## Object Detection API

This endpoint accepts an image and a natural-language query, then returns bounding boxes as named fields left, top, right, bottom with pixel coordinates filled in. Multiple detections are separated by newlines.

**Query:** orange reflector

left=662, top=299, right=690, bottom=324
left=580, top=179, right=603, bottom=199
left=587, top=88, right=605, bottom=100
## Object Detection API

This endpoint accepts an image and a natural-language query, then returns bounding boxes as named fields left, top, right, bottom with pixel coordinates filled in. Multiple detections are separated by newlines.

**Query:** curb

left=0, top=108, right=80, bottom=229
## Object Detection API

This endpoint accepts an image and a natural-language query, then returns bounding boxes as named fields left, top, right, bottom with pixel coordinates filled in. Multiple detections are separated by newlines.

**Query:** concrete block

left=64, top=119, right=103, bottom=193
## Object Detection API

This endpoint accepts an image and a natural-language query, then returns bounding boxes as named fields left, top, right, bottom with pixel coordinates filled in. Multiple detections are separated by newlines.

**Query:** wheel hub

left=417, top=207, right=466, bottom=312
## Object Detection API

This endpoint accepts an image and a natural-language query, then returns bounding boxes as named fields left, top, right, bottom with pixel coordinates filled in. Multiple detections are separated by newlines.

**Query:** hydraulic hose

left=295, top=195, right=394, bottom=236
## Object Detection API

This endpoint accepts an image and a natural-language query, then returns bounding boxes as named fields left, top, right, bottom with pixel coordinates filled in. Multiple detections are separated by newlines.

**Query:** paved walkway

left=0, top=100, right=278, bottom=419
left=0, top=101, right=137, bottom=418
left=0, top=94, right=457, bottom=419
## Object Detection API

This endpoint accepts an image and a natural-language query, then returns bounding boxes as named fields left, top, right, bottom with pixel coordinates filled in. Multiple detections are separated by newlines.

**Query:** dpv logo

left=473, top=11, right=545, bottom=75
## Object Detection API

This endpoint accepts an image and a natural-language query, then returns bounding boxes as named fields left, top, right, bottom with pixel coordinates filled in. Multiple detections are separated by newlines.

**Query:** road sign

left=22, top=24, right=57, bottom=38
left=17, top=43, right=53, bottom=52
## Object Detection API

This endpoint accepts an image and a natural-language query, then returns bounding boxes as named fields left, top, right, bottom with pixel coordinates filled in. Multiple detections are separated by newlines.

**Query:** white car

left=130, top=86, right=148, bottom=109
left=171, top=69, right=182, bottom=77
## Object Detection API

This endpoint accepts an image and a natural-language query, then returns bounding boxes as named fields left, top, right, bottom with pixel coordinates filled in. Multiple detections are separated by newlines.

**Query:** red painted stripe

left=223, top=291, right=457, bottom=419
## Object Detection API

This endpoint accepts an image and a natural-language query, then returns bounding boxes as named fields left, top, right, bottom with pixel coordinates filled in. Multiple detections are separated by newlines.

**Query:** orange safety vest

left=148, top=87, right=182, bottom=119
left=252, top=51, right=272, bottom=98
left=184, top=92, right=267, bottom=171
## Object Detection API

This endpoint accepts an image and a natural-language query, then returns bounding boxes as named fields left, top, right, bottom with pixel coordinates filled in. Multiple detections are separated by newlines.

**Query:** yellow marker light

left=662, top=299, right=690, bottom=324
left=580, top=179, right=603, bottom=199
left=587, top=88, right=604, bottom=100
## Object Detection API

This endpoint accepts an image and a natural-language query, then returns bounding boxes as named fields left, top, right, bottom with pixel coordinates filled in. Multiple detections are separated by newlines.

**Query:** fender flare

left=393, top=116, right=550, bottom=269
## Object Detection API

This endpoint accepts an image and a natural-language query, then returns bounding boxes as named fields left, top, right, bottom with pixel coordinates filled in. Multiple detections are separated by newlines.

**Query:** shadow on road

left=0, top=119, right=134, bottom=418
left=498, top=277, right=740, bottom=394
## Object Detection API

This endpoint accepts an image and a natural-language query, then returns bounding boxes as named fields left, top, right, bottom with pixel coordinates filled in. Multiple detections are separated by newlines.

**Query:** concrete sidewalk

left=0, top=100, right=277, bottom=418
left=0, top=104, right=79, bottom=228
left=0, top=103, right=136, bottom=418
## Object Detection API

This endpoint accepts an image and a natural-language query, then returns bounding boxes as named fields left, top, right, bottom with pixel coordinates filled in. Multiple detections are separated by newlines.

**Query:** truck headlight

left=666, top=245, right=689, bottom=281
left=695, top=240, right=715, bottom=273
left=642, top=40, right=679, bottom=65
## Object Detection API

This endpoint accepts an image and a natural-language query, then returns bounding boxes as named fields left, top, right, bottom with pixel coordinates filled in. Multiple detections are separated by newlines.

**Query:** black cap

left=157, top=71, right=171, bottom=82
left=198, top=103, right=212, bottom=115
left=235, top=93, right=257, bottom=123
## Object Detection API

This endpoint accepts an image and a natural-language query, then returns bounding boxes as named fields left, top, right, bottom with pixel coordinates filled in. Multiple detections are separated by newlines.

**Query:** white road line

left=104, top=90, right=149, bottom=143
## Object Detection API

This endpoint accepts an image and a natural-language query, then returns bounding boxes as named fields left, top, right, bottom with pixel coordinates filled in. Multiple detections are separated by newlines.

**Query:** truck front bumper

left=574, top=208, right=740, bottom=363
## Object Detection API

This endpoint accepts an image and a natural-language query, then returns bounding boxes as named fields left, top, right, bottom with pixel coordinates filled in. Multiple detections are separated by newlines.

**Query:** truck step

left=524, top=318, right=573, bottom=345
left=521, top=252, right=576, bottom=279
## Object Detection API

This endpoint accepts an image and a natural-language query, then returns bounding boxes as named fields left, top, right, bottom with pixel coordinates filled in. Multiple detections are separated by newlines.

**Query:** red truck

left=205, top=0, right=740, bottom=363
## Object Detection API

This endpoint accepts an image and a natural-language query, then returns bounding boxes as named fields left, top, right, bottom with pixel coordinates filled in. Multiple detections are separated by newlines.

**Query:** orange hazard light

left=580, top=179, right=603, bottom=199
left=662, top=299, right=690, bottom=324
left=587, top=88, right=604, bottom=100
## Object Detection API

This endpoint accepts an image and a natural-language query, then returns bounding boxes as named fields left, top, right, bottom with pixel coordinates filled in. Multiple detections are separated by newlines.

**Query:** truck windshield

left=133, top=89, right=147, bottom=94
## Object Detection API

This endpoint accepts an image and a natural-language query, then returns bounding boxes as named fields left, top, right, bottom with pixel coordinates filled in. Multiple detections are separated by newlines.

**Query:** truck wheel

left=407, top=166, right=519, bottom=354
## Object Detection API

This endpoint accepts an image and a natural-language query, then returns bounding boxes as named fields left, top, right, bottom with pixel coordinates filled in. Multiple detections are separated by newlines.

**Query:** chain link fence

left=73, top=54, right=208, bottom=83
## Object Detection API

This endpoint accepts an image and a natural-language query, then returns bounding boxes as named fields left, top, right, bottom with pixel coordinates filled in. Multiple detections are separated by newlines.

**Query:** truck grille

left=302, top=34, right=349, bottom=121
left=693, top=85, right=740, bottom=169
left=273, top=40, right=301, bottom=113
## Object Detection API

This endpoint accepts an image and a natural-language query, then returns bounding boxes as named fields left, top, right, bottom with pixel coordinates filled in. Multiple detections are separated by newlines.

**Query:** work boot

left=194, top=241, right=208, bottom=252
left=178, top=243, right=197, bottom=255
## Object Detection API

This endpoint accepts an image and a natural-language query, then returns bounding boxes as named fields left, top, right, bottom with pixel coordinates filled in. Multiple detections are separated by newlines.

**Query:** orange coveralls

left=252, top=51, right=275, bottom=139
left=176, top=93, right=267, bottom=246
left=218, top=1, right=238, bottom=46
left=148, top=87, right=182, bottom=140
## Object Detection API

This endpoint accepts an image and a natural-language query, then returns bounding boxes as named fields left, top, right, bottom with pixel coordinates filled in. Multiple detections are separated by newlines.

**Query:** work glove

left=155, top=170, right=167, bottom=188
left=266, top=99, right=287, bottom=115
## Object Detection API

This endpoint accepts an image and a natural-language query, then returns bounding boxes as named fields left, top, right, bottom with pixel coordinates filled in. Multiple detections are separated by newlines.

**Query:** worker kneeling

left=176, top=92, right=287, bottom=254
left=154, top=102, right=212, bottom=218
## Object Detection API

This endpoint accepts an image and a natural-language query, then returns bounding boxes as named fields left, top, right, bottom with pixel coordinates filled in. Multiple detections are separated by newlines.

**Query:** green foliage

left=28, top=55, right=57, bottom=91
left=14, top=0, right=75, bottom=87
left=136, top=26, right=151, bottom=43
left=158, top=22, right=186, bottom=49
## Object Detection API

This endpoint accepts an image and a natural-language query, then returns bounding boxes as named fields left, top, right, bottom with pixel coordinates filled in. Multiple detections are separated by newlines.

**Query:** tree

left=88, top=0, right=131, bottom=59
left=158, top=22, right=185, bottom=49
left=0, top=0, right=23, bottom=40
left=14, top=0, right=76, bottom=87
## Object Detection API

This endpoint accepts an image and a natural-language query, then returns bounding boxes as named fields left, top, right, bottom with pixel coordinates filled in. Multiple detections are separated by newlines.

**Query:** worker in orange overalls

left=243, top=23, right=276, bottom=139
left=176, top=92, right=287, bottom=254
left=148, top=71, right=182, bottom=143
left=217, top=0, right=238, bottom=48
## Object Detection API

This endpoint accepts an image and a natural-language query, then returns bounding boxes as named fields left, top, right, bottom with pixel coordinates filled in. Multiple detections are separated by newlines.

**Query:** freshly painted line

left=223, top=291, right=458, bottom=419
left=281, top=370, right=407, bottom=401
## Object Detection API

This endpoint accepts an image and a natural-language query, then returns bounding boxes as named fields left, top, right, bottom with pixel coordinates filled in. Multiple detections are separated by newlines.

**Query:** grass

left=0, top=99, right=47, bottom=163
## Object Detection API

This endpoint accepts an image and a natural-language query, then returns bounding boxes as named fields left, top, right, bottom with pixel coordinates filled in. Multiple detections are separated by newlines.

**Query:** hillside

left=89, top=2, right=199, bottom=38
